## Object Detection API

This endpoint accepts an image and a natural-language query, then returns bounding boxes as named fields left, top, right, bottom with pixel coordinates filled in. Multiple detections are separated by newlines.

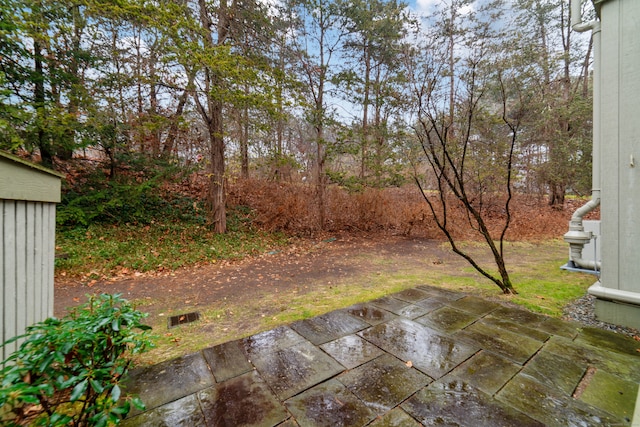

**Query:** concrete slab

left=413, top=297, right=447, bottom=313
left=394, top=304, right=431, bottom=319
left=537, top=316, right=581, bottom=339
left=416, top=285, right=466, bottom=301
left=480, top=315, right=551, bottom=341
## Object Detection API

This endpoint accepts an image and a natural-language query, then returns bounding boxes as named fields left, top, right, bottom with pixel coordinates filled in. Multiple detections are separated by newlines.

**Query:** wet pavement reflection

left=122, top=285, right=640, bottom=426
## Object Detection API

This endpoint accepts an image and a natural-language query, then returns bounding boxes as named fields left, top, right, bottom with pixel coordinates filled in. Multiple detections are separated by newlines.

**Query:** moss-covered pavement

left=121, top=285, right=640, bottom=426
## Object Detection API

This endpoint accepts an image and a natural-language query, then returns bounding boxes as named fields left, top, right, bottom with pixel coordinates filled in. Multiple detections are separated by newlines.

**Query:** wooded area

left=1, top=0, right=593, bottom=235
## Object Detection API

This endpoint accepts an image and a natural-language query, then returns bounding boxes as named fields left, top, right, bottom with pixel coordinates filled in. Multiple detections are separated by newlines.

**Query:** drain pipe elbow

left=564, top=193, right=601, bottom=271
left=571, top=0, right=597, bottom=33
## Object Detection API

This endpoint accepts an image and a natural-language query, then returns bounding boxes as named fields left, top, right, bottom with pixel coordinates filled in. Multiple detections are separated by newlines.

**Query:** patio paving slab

left=202, top=339, right=253, bottom=382
left=446, top=296, right=501, bottom=316
left=448, top=350, right=521, bottom=395
left=368, top=408, right=422, bottom=426
left=413, top=297, right=447, bottom=313
left=578, top=369, right=638, bottom=421
left=414, top=306, right=479, bottom=334
left=120, top=393, right=205, bottom=427
left=391, top=288, right=433, bottom=303
left=337, top=353, right=432, bottom=415
left=123, top=352, right=214, bottom=413
left=250, top=340, right=344, bottom=400
left=401, top=378, right=544, bottom=427
left=358, top=317, right=479, bottom=379
left=344, top=303, right=398, bottom=325
left=480, top=314, right=551, bottom=341
left=370, top=295, right=412, bottom=314
left=285, top=379, right=377, bottom=427
left=319, top=334, right=384, bottom=369
left=290, top=310, right=370, bottom=345
left=242, top=325, right=306, bottom=356
left=545, top=335, right=640, bottom=382
left=519, top=349, right=585, bottom=395
left=497, top=372, right=629, bottom=426
left=454, top=321, right=544, bottom=364
left=197, top=370, right=289, bottom=426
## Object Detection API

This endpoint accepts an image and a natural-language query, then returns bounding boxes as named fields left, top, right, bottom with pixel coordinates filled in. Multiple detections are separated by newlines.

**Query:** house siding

left=1, top=199, right=56, bottom=360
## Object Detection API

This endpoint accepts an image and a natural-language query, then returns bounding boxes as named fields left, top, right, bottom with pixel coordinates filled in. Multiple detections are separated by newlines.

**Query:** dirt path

left=54, top=234, right=468, bottom=318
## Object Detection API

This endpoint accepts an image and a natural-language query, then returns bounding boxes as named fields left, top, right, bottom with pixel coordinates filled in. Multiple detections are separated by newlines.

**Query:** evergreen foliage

left=0, top=294, right=153, bottom=426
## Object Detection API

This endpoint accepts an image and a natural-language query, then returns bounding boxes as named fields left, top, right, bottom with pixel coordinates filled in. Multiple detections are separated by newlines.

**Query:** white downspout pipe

left=563, top=0, right=601, bottom=271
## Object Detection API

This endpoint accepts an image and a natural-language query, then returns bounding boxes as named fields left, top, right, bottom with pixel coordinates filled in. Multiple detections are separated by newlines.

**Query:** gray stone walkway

left=122, top=285, right=640, bottom=426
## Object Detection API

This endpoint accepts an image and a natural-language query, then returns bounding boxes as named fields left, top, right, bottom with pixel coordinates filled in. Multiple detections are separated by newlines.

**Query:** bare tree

left=409, top=0, right=520, bottom=294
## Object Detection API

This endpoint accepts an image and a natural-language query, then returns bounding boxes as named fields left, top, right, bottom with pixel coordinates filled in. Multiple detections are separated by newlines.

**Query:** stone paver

left=198, top=371, right=289, bottom=426
left=290, top=310, right=370, bottom=345
left=402, top=378, right=544, bottom=426
left=319, top=334, right=384, bottom=369
left=122, top=286, right=640, bottom=426
left=285, top=379, right=377, bottom=427
left=337, top=353, right=432, bottom=415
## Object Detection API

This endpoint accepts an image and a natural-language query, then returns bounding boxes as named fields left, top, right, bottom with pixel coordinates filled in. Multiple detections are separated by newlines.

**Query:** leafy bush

left=0, top=294, right=154, bottom=426
left=57, top=155, right=207, bottom=228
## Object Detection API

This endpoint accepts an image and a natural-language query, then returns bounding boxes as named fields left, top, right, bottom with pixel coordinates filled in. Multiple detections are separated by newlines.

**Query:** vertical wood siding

left=1, top=200, right=56, bottom=360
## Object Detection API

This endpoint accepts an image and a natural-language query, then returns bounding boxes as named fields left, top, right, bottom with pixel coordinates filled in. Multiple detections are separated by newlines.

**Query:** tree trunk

left=209, top=102, right=227, bottom=233
left=33, top=38, right=53, bottom=167
left=549, top=183, right=565, bottom=207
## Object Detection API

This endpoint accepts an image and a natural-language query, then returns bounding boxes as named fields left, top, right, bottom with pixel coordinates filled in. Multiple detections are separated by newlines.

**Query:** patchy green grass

left=55, top=223, right=290, bottom=279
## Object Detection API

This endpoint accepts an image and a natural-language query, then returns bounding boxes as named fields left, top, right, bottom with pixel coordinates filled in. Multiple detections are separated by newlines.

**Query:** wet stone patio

left=121, top=285, right=640, bottom=426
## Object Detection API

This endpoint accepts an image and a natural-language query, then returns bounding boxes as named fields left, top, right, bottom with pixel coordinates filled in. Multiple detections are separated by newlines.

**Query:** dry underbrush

left=227, top=178, right=588, bottom=241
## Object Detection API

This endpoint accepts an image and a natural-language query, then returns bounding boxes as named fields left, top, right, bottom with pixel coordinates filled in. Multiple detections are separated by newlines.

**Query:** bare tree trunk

left=209, top=100, right=227, bottom=233
left=194, top=0, right=228, bottom=233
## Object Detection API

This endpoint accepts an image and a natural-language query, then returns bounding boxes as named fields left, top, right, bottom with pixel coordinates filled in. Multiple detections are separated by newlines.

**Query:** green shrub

left=0, top=294, right=154, bottom=426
